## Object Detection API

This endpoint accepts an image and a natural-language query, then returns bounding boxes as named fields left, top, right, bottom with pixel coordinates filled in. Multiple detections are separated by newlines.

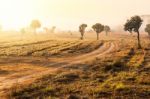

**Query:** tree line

left=21, top=16, right=150, bottom=49
left=79, top=15, right=150, bottom=49
left=79, top=23, right=110, bottom=40
left=20, top=20, right=56, bottom=35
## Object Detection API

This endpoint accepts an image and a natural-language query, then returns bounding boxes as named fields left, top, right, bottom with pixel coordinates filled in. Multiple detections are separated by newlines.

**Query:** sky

left=0, top=0, right=150, bottom=30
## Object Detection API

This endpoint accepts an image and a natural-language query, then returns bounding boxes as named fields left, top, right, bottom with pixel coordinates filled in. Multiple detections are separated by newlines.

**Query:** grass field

left=0, top=33, right=149, bottom=99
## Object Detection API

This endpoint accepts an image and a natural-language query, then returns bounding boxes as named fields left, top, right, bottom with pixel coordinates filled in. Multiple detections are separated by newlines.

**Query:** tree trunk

left=21, top=33, right=24, bottom=41
left=137, top=31, right=142, bottom=49
left=33, top=28, right=37, bottom=41
left=32, top=28, right=36, bottom=36
left=80, top=32, right=84, bottom=40
left=130, top=32, right=132, bottom=35
left=97, top=33, right=99, bottom=40
left=33, top=29, right=37, bottom=35
left=106, top=31, right=108, bottom=36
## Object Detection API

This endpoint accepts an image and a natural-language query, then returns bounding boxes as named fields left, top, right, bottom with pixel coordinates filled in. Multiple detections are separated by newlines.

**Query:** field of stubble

left=0, top=33, right=149, bottom=99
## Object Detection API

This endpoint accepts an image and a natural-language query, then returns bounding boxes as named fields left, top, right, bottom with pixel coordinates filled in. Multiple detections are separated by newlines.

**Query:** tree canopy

left=145, top=24, right=150, bottom=36
left=104, top=25, right=110, bottom=36
left=30, top=20, right=41, bottom=30
left=79, top=24, right=87, bottom=40
left=92, top=23, right=104, bottom=34
left=124, top=16, right=143, bottom=33
left=124, top=15, right=143, bottom=49
left=92, top=23, right=104, bottom=40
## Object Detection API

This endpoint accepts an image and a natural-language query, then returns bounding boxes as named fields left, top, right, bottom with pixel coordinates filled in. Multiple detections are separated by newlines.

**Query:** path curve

left=0, top=42, right=119, bottom=94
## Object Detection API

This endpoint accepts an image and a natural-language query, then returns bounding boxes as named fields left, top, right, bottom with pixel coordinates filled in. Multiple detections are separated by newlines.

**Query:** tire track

left=0, top=40, right=55, bottom=49
left=30, top=40, right=83, bottom=56
left=0, top=40, right=82, bottom=56
left=139, top=48, right=150, bottom=73
left=0, top=42, right=118, bottom=94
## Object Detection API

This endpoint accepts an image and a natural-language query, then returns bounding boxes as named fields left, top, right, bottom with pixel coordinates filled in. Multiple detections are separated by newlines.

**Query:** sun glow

left=0, top=0, right=32, bottom=30
left=0, top=0, right=150, bottom=31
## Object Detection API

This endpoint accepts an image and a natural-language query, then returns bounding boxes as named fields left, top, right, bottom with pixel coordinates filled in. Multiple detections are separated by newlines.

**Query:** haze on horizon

left=0, top=0, right=150, bottom=31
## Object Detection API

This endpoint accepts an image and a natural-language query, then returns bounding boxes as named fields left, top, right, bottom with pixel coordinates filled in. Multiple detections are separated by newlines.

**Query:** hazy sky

left=0, top=0, right=150, bottom=30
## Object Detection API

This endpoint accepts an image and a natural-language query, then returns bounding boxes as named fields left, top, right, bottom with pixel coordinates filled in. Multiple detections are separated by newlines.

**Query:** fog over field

left=0, top=0, right=150, bottom=99
left=0, top=0, right=150, bottom=31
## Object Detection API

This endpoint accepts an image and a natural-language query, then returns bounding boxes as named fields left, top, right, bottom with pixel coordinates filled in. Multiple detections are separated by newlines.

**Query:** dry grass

left=0, top=34, right=149, bottom=99
left=7, top=42, right=150, bottom=99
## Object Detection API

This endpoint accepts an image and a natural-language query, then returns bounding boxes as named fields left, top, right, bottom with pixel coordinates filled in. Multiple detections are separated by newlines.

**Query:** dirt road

left=0, top=41, right=119, bottom=94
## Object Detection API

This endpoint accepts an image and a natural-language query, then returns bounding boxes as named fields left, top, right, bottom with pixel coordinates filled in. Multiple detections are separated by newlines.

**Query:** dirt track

left=0, top=41, right=119, bottom=94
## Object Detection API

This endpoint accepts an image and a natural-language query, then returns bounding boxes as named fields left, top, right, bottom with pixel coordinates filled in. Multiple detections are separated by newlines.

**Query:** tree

left=124, top=20, right=133, bottom=35
left=79, top=24, right=87, bottom=40
left=20, top=28, right=26, bottom=40
left=104, top=25, right=110, bottom=36
left=51, top=26, right=56, bottom=33
left=145, top=24, right=150, bottom=38
left=30, top=20, right=41, bottom=34
left=20, top=28, right=26, bottom=35
left=43, top=27, right=49, bottom=34
left=92, top=23, right=104, bottom=40
left=124, top=16, right=143, bottom=49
